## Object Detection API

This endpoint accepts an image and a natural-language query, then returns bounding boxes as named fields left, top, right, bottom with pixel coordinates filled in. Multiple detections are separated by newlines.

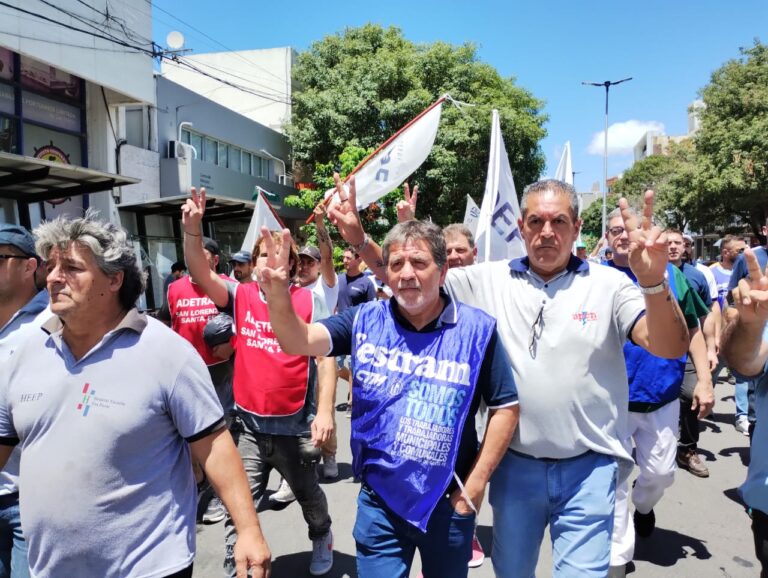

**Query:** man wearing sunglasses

left=603, top=211, right=711, bottom=576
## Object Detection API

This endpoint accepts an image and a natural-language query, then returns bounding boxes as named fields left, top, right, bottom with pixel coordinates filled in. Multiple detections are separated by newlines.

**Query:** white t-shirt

left=306, top=274, right=339, bottom=314
left=695, top=262, right=719, bottom=302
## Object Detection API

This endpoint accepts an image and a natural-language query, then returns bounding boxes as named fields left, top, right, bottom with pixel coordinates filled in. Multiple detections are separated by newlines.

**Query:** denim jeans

left=223, top=418, right=331, bottom=577
left=736, top=380, right=750, bottom=419
left=353, top=484, right=474, bottom=578
left=490, top=449, right=618, bottom=578
left=0, top=493, right=29, bottom=578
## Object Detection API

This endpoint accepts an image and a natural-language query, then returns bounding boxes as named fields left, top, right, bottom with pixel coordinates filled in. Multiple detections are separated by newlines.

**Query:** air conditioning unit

left=167, top=140, right=187, bottom=159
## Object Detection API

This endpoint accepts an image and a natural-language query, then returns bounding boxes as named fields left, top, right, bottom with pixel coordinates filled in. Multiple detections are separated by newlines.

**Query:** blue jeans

left=490, top=450, right=618, bottom=578
left=353, top=484, right=474, bottom=578
left=0, top=493, right=29, bottom=578
left=736, top=379, right=750, bottom=419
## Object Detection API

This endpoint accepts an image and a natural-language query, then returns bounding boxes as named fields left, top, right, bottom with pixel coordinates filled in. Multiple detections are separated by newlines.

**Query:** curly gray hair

left=34, top=210, right=146, bottom=310
left=382, top=220, right=447, bottom=270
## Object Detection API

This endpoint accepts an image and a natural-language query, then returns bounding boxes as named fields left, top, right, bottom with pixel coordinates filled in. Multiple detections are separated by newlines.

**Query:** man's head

left=720, top=235, right=746, bottom=267
left=518, top=179, right=581, bottom=280
left=297, top=245, right=321, bottom=287
left=170, top=261, right=186, bottom=279
left=666, top=229, right=685, bottom=266
left=202, top=237, right=220, bottom=273
left=342, top=248, right=363, bottom=275
left=34, top=213, right=146, bottom=320
left=381, top=220, right=447, bottom=318
left=605, top=207, right=632, bottom=266
left=253, top=231, right=298, bottom=280
left=682, top=234, right=694, bottom=262
left=442, top=224, right=477, bottom=269
left=228, top=250, right=253, bottom=283
left=575, top=241, right=587, bottom=260
left=0, top=224, right=40, bottom=303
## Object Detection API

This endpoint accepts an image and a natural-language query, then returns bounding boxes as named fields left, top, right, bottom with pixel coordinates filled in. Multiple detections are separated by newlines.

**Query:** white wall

left=161, top=47, right=294, bottom=133
left=0, top=0, right=154, bottom=105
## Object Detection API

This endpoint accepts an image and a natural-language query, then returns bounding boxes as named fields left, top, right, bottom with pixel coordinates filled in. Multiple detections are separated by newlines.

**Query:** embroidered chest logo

left=76, top=383, right=126, bottom=417
left=573, top=311, right=598, bottom=326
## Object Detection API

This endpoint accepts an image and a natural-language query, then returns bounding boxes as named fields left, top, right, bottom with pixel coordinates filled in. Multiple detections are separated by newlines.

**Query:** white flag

left=241, top=189, right=284, bottom=252
left=475, top=110, right=526, bottom=262
left=554, top=141, right=573, bottom=185
left=325, top=97, right=444, bottom=211
left=462, top=195, right=481, bottom=236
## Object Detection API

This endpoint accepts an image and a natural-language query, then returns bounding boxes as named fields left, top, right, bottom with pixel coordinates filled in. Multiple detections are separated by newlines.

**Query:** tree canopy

left=285, top=24, right=547, bottom=227
left=694, top=40, right=768, bottom=238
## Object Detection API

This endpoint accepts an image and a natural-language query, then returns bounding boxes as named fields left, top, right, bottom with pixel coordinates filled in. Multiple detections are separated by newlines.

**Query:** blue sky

left=152, top=0, right=767, bottom=194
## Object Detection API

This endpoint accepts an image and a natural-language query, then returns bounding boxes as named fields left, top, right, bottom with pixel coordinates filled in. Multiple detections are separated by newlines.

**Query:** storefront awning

left=118, top=194, right=256, bottom=222
left=0, top=152, right=139, bottom=202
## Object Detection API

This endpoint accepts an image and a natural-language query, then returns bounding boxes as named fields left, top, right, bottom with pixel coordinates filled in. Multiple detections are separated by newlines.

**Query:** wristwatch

left=638, top=279, right=669, bottom=295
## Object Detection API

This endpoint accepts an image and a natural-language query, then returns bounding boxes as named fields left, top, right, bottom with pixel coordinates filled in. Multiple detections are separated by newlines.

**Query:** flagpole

left=305, top=95, right=448, bottom=224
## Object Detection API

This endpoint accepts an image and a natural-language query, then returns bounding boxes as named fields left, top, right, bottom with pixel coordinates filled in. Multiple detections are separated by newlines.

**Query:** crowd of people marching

left=0, top=176, right=767, bottom=578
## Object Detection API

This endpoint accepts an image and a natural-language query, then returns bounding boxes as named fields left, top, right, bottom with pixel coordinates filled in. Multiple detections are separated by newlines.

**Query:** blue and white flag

left=475, top=110, right=526, bottom=262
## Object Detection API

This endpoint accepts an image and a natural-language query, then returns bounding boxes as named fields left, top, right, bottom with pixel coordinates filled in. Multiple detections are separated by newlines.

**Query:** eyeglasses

left=607, top=226, right=625, bottom=237
left=528, top=303, right=545, bottom=359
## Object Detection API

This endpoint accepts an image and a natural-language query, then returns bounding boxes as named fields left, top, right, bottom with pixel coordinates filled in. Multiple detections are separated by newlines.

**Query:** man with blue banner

left=257, top=219, right=519, bottom=578
left=603, top=208, right=712, bottom=577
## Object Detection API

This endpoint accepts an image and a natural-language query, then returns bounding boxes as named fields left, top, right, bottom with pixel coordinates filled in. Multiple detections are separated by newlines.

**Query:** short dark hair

left=171, top=261, right=186, bottom=273
left=521, top=179, right=579, bottom=219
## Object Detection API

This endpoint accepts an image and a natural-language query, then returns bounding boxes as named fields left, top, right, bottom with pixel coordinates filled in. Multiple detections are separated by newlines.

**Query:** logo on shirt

left=573, top=311, right=598, bottom=326
left=76, top=383, right=94, bottom=416
left=75, top=382, right=126, bottom=417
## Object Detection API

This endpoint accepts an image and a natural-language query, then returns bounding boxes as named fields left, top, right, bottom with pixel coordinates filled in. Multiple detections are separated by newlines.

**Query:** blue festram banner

left=349, top=300, right=495, bottom=531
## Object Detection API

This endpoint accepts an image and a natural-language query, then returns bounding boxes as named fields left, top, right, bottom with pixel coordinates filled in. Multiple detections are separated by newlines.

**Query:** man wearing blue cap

left=229, top=251, right=254, bottom=284
left=0, top=224, right=49, bottom=578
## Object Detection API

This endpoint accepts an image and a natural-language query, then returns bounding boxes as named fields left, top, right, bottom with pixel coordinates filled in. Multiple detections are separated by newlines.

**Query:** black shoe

left=633, top=508, right=656, bottom=538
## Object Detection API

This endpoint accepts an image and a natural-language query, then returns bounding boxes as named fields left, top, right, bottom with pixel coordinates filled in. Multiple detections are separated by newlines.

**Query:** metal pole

left=582, top=78, right=632, bottom=237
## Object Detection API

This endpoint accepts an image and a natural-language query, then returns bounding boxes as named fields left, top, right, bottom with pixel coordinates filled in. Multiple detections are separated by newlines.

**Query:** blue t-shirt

left=320, top=293, right=518, bottom=483
left=729, top=246, right=768, bottom=291
left=336, top=272, right=376, bottom=312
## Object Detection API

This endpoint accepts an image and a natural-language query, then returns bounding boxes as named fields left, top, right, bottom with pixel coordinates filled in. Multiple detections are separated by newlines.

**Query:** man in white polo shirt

left=0, top=213, right=270, bottom=578
left=327, top=178, right=690, bottom=578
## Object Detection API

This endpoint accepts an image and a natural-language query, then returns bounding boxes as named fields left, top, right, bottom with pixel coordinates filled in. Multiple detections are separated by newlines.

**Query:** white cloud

left=587, top=120, right=665, bottom=156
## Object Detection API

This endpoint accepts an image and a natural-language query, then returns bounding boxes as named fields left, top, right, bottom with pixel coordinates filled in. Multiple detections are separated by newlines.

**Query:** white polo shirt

left=0, top=309, right=224, bottom=578
left=445, top=256, right=645, bottom=462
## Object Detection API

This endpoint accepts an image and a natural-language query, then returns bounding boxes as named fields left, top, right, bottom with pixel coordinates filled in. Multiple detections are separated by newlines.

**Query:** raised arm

left=721, top=249, right=768, bottom=376
left=181, top=187, right=230, bottom=308
left=313, top=204, right=337, bottom=289
left=327, top=174, right=387, bottom=280
left=257, top=227, right=333, bottom=357
left=624, top=192, right=689, bottom=359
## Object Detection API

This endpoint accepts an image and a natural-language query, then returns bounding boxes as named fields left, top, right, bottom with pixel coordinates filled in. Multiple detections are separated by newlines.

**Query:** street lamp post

left=582, top=77, right=632, bottom=236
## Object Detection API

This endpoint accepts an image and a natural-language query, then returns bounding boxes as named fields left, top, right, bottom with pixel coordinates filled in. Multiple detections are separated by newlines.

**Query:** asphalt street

left=193, top=376, right=758, bottom=578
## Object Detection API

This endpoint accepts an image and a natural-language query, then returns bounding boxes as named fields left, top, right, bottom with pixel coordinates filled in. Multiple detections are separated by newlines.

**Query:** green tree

left=286, top=24, right=547, bottom=226
left=694, top=40, right=768, bottom=238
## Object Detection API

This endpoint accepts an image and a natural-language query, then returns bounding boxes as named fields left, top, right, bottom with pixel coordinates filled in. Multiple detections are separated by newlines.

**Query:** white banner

left=554, top=141, right=573, bottom=185
left=241, top=189, right=284, bottom=252
left=326, top=98, right=444, bottom=210
left=462, top=195, right=481, bottom=236
left=475, top=110, right=526, bottom=262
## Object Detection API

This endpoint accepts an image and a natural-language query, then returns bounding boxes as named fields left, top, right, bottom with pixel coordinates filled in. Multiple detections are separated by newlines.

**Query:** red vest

left=167, top=275, right=227, bottom=366
left=233, top=283, right=314, bottom=417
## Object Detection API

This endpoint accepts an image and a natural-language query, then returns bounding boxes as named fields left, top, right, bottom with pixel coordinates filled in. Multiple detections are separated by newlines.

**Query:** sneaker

left=468, top=534, right=485, bottom=568
left=323, top=455, right=339, bottom=479
left=270, top=478, right=296, bottom=503
left=676, top=448, right=710, bottom=478
left=309, top=530, right=333, bottom=575
left=202, top=496, right=226, bottom=524
left=736, top=415, right=750, bottom=436
left=633, top=508, right=655, bottom=538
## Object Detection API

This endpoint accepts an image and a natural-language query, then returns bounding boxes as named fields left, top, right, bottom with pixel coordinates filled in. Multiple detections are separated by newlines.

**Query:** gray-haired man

left=0, top=213, right=270, bottom=578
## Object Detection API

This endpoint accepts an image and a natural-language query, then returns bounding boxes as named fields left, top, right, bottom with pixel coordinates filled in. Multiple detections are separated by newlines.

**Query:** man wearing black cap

left=162, top=237, right=234, bottom=524
left=229, top=251, right=254, bottom=284
left=0, top=224, right=48, bottom=578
